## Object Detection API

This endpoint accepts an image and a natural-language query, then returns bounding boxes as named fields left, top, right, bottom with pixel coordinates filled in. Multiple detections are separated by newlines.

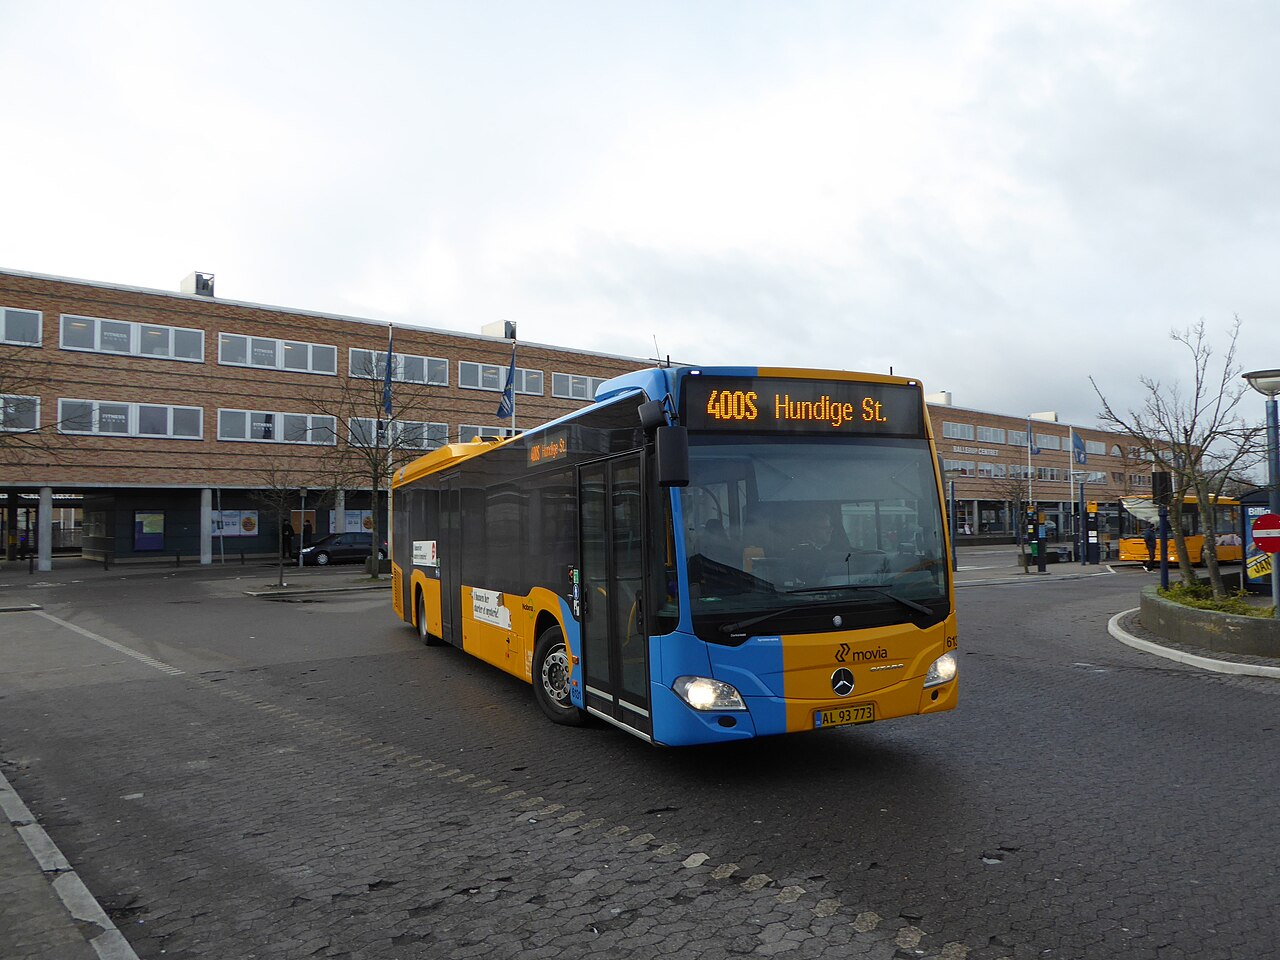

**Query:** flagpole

left=1026, top=418, right=1033, bottom=509
left=1068, top=427, right=1075, bottom=539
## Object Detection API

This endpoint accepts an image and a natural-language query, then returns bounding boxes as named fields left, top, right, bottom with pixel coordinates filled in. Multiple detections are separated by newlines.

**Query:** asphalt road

left=1, top=566, right=1276, bottom=959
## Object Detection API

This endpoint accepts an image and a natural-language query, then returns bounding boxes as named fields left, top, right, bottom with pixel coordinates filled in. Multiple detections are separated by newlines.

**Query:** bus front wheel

left=533, top=626, right=587, bottom=726
left=416, top=591, right=443, bottom=647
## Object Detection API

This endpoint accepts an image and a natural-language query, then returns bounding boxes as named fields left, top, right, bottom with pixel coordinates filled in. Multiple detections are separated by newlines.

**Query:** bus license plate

left=814, top=704, right=875, bottom=729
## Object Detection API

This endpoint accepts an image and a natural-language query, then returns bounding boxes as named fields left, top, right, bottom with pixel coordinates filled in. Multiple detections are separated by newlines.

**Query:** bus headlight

left=923, top=652, right=957, bottom=688
left=672, top=676, right=746, bottom=711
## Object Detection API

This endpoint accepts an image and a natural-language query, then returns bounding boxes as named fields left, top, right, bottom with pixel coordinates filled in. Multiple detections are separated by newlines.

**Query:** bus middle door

left=579, top=452, right=652, bottom=738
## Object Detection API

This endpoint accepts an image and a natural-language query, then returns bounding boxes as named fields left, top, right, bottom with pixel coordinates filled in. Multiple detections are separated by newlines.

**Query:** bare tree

left=304, top=356, right=444, bottom=579
left=988, top=472, right=1033, bottom=566
left=249, top=456, right=339, bottom=588
left=0, top=350, right=63, bottom=465
left=1091, top=317, right=1262, bottom=595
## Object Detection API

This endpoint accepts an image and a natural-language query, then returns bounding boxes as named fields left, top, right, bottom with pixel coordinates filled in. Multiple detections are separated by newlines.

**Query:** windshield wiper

left=785, top=584, right=935, bottom=616
left=719, top=597, right=854, bottom=636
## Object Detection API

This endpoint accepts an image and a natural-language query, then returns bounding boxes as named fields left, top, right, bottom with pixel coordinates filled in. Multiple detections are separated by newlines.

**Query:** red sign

left=1252, top=513, right=1280, bottom=553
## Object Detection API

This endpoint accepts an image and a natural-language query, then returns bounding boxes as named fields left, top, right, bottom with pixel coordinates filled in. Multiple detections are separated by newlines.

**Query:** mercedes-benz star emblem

left=831, top=668, right=855, bottom=697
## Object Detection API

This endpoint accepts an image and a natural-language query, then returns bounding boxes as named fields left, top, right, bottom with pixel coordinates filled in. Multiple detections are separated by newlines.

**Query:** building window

left=942, top=422, right=975, bottom=441
left=1085, top=471, right=1106, bottom=483
left=459, top=361, right=543, bottom=395
left=976, top=426, right=1006, bottom=444
left=551, top=372, right=607, bottom=400
left=1035, top=466, right=1063, bottom=481
left=1085, top=440, right=1107, bottom=456
left=1, top=394, right=40, bottom=431
left=1035, top=433, right=1061, bottom=451
left=348, top=418, right=447, bottom=450
left=1, top=307, right=42, bottom=346
left=57, top=399, right=203, bottom=439
left=458, top=424, right=519, bottom=443
left=60, top=315, right=204, bottom=361
left=217, top=409, right=335, bottom=444
left=349, top=349, right=448, bottom=386
left=1008, top=429, right=1028, bottom=448
left=1008, top=464, right=1031, bottom=480
left=218, top=333, right=336, bottom=375
left=943, top=459, right=975, bottom=476
left=978, top=462, right=1007, bottom=478
left=1111, top=444, right=1123, bottom=457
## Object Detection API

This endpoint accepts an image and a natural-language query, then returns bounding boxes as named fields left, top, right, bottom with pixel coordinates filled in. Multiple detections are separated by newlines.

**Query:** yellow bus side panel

left=459, top=585, right=529, bottom=680
left=457, top=585, right=571, bottom=684
left=780, top=614, right=958, bottom=734
left=391, top=563, right=405, bottom=620
left=408, top=571, right=443, bottom=637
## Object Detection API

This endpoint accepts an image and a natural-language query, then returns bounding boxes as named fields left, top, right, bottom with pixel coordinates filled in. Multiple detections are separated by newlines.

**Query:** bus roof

left=392, top=366, right=924, bottom=489
left=393, top=435, right=517, bottom=488
left=595, top=366, right=919, bottom=404
left=1121, top=494, right=1241, bottom=520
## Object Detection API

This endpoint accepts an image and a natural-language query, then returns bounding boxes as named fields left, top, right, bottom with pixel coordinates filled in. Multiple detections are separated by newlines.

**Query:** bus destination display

left=682, top=377, right=924, bottom=436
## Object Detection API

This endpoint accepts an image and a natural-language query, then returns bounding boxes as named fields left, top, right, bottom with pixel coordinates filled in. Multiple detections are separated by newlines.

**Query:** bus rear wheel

left=533, top=626, right=587, bottom=726
left=416, top=591, right=443, bottom=647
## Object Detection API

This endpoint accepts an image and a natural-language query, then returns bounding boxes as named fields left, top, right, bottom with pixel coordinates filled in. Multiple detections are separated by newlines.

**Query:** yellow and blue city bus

left=390, top=366, right=958, bottom=746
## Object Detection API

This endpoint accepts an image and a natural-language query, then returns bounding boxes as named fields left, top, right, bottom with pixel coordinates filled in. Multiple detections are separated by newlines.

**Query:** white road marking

left=34, top=612, right=185, bottom=676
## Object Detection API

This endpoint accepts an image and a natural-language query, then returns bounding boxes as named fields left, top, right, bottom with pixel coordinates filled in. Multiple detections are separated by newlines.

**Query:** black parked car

left=299, top=531, right=387, bottom=566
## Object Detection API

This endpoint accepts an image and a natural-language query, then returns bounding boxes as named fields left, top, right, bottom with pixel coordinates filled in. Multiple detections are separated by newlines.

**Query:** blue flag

left=496, top=344, right=516, bottom=421
left=1027, top=421, right=1041, bottom=456
left=1072, top=430, right=1087, bottom=466
left=381, top=325, right=394, bottom=419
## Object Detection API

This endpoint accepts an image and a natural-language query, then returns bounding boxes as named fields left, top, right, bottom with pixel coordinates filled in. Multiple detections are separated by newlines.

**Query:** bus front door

left=580, top=453, right=652, bottom=738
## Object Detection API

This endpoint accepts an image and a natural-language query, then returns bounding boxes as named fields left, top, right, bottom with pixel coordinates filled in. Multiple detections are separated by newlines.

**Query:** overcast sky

left=2, top=1, right=1277, bottom=428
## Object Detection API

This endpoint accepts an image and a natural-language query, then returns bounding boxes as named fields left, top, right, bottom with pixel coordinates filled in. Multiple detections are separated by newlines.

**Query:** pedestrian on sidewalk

left=1143, top=523, right=1157, bottom=570
left=281, top=519, right=296, bottom=560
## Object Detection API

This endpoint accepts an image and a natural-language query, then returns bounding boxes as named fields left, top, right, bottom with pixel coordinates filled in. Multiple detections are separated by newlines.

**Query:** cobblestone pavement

left=2, top=567, right=1278, bottom=959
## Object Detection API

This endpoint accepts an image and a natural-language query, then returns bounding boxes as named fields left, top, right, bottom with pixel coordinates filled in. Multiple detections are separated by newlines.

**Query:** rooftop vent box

left=181, top=272, right=215, bottom=297
left=481, top=320, right=517, bottom=340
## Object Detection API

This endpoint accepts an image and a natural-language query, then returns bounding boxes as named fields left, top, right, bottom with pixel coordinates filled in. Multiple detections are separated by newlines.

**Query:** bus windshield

left=679, top=435, right=948, bottom=639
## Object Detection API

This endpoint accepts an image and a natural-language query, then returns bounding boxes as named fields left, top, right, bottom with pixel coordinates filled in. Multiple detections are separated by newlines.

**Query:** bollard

left=103, top=553, right=109, bottom=571
left=240, top=551, right=245, bottom=565
left=175, top=552, right=181, bottom=567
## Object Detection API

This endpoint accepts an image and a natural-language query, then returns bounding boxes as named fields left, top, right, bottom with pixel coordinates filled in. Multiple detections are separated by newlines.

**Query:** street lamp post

left=1243, top=369, right=1280, bottom=617
left=298, top=487, right=309, bottom=569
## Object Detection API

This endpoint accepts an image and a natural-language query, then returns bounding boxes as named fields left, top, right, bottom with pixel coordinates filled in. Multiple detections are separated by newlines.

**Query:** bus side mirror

left=656, top=425, right=689, bottom=487
left=638, top=399, right=667, bottom=431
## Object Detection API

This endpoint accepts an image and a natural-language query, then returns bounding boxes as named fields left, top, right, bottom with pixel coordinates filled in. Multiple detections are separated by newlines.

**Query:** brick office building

left=0, top=268, right=647, bottom=568
left=924, top=391, right=1148, bottom=543
left=2, top=267, right=1145, bottom=570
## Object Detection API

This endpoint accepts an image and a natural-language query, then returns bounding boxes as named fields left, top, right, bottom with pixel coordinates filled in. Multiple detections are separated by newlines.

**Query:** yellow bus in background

left=1118, top=495, right=1243, bottom=565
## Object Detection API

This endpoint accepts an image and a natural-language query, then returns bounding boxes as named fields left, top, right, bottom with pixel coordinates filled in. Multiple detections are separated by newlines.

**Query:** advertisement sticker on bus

left=472, top=588, right=512, bottom=629
left=412, top=540, right=438, bottom=566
